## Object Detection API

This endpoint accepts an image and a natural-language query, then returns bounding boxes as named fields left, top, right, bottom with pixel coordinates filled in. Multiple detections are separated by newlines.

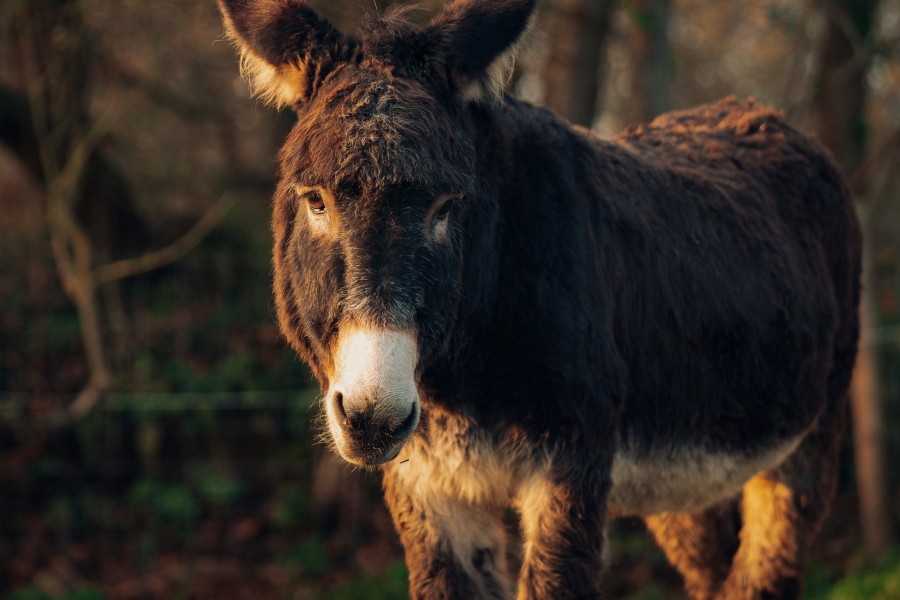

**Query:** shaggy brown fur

left=217, top=1, right=861, bottom=598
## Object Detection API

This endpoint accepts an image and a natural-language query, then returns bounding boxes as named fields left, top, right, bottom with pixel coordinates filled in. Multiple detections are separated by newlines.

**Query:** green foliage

left=43, top=495, right=75, bottom=533
left=279, top=539, right=329, bottom=578
left=325, top=562, right=409, bottom=600
left=66, top=589, right=105, bottom=600
left=192, top=468, right=244, bottom=509
left=632, top=9, right=657, bottom=34
left=272, top=484, right=312, bottom=529
left=5, top=586, right=50, bottom=600
left=608, top=525, right=671, bottom=570
left=41, top=489, right=114, bottom=539
left=5, top=586, right=105, bottom=600
left=610, top=528, right=660, bottom=557
left=625, top=585, right=671, bottom=600
left=804, top=550, right=900, bottom=600
left=129, top=478, right=200, bottom=530
left=804, top=556, right=837, bottom=599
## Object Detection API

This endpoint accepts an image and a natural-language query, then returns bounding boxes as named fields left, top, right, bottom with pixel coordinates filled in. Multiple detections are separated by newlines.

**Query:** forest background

left=1, top=0, right=899, bottom=598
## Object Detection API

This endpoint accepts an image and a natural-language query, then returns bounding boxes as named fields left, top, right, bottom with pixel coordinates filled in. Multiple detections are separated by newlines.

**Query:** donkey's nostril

left=332, top=390, right=347, bottom=421
left=331, top=390, right=368, bottom=430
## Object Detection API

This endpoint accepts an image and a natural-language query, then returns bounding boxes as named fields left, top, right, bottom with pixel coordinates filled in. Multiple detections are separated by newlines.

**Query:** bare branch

left=67, top=297, right=112, bottom=420
left=94, top=194, right=235, bottom=284
left=51, top=117, right=112, bottom=206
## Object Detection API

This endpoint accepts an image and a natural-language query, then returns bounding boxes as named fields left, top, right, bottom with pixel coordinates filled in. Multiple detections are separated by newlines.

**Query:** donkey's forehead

left=281, top=67, right=474, bottom=192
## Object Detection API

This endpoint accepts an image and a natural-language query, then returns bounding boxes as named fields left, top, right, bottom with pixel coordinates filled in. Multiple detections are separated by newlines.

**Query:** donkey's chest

left=388, top=408, right=543, bottom=506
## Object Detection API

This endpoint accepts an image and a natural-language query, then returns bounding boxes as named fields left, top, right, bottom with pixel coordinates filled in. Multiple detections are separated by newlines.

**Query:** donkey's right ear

left=217, top=0, right=354, bottom=108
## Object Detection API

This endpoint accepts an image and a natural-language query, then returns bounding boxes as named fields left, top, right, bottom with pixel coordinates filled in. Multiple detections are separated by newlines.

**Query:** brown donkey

left=217, top=1, right=861, bottom=598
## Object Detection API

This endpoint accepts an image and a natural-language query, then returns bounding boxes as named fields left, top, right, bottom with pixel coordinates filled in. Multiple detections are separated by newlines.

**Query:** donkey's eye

left=436, top=199, right=454, bottom=219
left=303, top=190, right=326, bottom=214
left=435, top=194, right=462, bottom=220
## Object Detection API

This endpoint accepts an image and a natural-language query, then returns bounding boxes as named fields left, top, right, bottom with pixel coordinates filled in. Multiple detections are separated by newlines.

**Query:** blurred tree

left=811, top=0, right=889, bottom=563
left=541, top=0, right=617, bottom=127
left=1, top=0, right=233, bottom=420
left=5, top=0, right=118, bottom=419
left=813, top=0, right=873, bottom=169
left=624, top=0, right=672, bottom=122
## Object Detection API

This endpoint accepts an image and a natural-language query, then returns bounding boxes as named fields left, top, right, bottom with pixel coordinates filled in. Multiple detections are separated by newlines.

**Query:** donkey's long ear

left=217, top=0, right=354, bottom=108
left=427, top=0, right=536, bottom=102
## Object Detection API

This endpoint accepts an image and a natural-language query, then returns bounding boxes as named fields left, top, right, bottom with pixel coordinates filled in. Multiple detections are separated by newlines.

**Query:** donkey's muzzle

left=325, top=326, right=420, bottom=465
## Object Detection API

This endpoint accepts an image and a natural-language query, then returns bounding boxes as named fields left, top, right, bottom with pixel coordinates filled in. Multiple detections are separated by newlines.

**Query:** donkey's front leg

left=383, top=468, right=511, bottom=599
left=515, top=460, right=611, bottom=600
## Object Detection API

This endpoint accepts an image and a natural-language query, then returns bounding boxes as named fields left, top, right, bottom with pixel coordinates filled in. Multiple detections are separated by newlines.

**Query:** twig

left=94, top=193, right=235, bottom=284
left=52, top=117, right=112, bottom=207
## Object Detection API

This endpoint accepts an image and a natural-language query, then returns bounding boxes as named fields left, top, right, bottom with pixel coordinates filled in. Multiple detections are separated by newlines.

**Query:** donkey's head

left=219, top=0, right=536, bottom=465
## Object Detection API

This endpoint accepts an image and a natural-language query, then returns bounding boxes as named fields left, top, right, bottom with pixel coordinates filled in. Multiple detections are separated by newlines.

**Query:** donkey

left=217, top=0, right=861, bottom=598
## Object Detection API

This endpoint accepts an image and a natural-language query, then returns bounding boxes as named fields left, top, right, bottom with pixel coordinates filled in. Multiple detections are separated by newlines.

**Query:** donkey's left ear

left=427, top=0, right=537, bottom=102
left=218, top=0, right=355, bottom=108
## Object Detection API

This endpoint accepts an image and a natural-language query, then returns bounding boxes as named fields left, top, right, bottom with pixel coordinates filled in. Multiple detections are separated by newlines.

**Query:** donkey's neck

left=472, top=95, right=602, bottom=192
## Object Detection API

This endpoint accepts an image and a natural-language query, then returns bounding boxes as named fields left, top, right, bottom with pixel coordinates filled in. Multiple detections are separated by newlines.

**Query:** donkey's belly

left=607, top=435, right=804, bottom=516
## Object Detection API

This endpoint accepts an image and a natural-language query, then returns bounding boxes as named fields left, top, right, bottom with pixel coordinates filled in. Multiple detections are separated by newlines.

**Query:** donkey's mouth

left=335, top=399, right=421, bottom=466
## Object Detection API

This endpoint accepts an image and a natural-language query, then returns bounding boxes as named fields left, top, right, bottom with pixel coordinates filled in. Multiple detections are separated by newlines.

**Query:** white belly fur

left=390, top=408, right=806, bottom=518
left=607, top=435, right=805, bottom=516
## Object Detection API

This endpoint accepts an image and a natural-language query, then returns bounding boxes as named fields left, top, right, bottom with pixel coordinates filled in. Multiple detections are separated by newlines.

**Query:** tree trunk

left=541, top=0, right=617, bottom=127
left=811, top=3, right=870, bottom=170
left=851, top=254, right=888, bottom=562
left=625, top=0, right=672, bottom=123
left=811, top=0, right=888, bottom=563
